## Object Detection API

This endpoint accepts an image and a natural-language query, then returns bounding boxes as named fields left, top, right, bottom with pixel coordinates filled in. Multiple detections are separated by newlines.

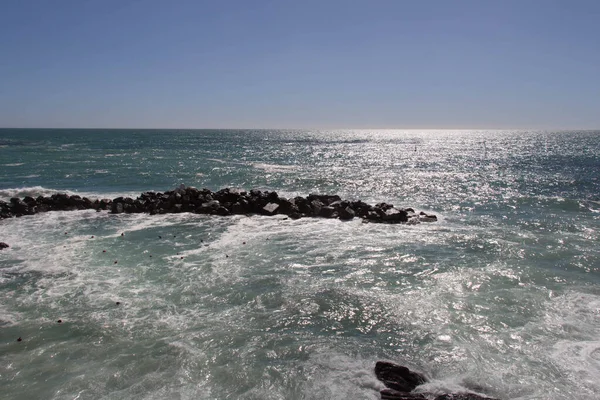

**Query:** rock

left=23, top=196, right=37, bottom=205
left=307, top=194, right=341, bottom=206
left=381, top=389, right=427, bottom=400
left=339, top=206, right=355, bottom=220
left=383, top=208, right=408, bottom=223
left=98, top=199, right=112, bottom=210
left=419, top=212, right=438, bottom=222
left=214, top=188, right=244, bottom=204
left=310, top=199, right=324, bottom=216
left=0, top=242, right=9, bottom=250
left=0, top=187, right=438, bottom=226
left=112, top=202, right=124, bottom=214
left=215, top=206, right=230, bottom=216
left=281, top=199, right=299, bottom=215
left=265, top=190, right=279, bottom=202
left=231, top=201, right=250, bottom=214
left=319, top=206, right=337, bottom=218
left=263, top=202, right=279, bottom=216
left=199, top=200, right=220, bottom=213
left=375, top=361, right=427, bottom=393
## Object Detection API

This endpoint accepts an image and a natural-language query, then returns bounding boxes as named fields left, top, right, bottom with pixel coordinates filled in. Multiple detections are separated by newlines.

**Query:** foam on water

left=0, top=205, right=595, bottom=399
left=0, top=186, right=140, bottom=202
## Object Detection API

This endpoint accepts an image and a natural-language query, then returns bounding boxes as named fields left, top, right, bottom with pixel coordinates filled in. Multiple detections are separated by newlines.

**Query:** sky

left=0, top=0, right=599, bottom=129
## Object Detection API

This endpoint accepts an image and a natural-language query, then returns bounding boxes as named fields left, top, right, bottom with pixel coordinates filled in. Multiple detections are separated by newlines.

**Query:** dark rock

left=339, top=206, right=356, bottom=220
left=265, top=190, right=279, bottom=202
left=0, top=242, right=9, bottom=250
left=375, top=361, right=427, bottom=393
left=98, top=199, right=112, bottom=210
left=307, top=194, right=341, bottom=206
left=278, top=197, right=298, bottom=215
left=319, top=206, right=336, bottom=218
left=381, top=389, right=427, bottom=400
left=0, top=187, right=438, bottom=225
left=231, top=201, right=250, bottom=214
left=23, top=196, right=37, bottom=205
left=199, top=200, right=220, bottom=213
left=383, top=208, right=408, bottom=223
left=310, top=200, right=324, bottom=216
left=294, top=197, right=312, bottom=215
left=112, top=202, right=124, bottom=214
left=419, top=212, right=438, bottom=222
left=214, top=188, right=244, bottom=204
left=215, top=206, right=230, bottom=216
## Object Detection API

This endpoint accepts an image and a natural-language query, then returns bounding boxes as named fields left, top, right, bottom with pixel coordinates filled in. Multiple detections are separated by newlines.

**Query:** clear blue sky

left=1, top=0, right=599, bottom=129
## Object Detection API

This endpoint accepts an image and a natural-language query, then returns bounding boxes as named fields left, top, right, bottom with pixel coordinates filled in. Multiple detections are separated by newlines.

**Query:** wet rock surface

left=0, top=186, right=438, bottom=224
left=375, top=361, right=499, bottom=400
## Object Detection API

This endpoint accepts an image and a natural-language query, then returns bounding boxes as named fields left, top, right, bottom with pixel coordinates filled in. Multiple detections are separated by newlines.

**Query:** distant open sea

left=1, top=128, right=600, bottom=400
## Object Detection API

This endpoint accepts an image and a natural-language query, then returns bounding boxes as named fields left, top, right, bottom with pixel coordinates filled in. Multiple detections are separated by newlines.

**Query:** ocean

left=1, top=128, right=599, bottom=400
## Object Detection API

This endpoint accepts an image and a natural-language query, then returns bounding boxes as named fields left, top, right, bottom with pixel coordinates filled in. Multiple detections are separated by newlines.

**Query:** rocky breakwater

left=375, top=361, right=499, bottom=400
left=0, top=186, right=437, bottom=224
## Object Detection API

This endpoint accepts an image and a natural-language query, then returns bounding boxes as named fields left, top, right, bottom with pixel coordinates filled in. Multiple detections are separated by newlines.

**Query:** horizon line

left=2, top=126, right=599, bottom=131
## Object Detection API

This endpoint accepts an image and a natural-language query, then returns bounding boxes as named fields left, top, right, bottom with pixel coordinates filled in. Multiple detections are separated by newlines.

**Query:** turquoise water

left=1, top=129, right=600, bottom=399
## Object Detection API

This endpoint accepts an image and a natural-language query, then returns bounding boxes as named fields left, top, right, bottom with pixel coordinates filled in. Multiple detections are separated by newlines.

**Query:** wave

left=253, top=163, right=297, bottom=173
left=0, top=186, right=75, bottom=201
left=0, top=186, right=134, bottom=201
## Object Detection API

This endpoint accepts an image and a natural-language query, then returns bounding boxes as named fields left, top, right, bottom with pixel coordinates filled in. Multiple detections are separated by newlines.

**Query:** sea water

left=0, top=129, right=599, bottom=400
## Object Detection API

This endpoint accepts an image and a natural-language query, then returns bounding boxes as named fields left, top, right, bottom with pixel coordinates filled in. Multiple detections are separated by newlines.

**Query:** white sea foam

left=0, top=186, right=73, bottom=201
left=0, top=186, right=139, bottom=201
left=253, top=163, right=297, bottom=173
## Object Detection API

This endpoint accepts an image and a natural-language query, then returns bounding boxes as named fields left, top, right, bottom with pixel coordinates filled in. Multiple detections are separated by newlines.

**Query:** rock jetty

left=0, top=186, right=437, bottom=224
left=374, top=361, right=499, bottom=400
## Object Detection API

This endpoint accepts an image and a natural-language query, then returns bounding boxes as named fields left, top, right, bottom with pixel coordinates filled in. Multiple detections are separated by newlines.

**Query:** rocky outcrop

left=374, top=361, right=498, bottom=400
left=375, top=361, right=427, bottom=392
left=0, top=242, right=9, bottom=250
left=0, top=186, right=437, bottom=224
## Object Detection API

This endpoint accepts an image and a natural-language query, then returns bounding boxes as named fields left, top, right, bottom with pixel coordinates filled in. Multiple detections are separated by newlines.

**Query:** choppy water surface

left=1, top=129, right=600, bottom=399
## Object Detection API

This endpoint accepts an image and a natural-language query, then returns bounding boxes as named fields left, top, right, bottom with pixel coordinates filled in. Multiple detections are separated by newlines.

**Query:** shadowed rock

left=0, top=242, right=9, bottom=250
left=339, top=206, right=356, bottom=220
